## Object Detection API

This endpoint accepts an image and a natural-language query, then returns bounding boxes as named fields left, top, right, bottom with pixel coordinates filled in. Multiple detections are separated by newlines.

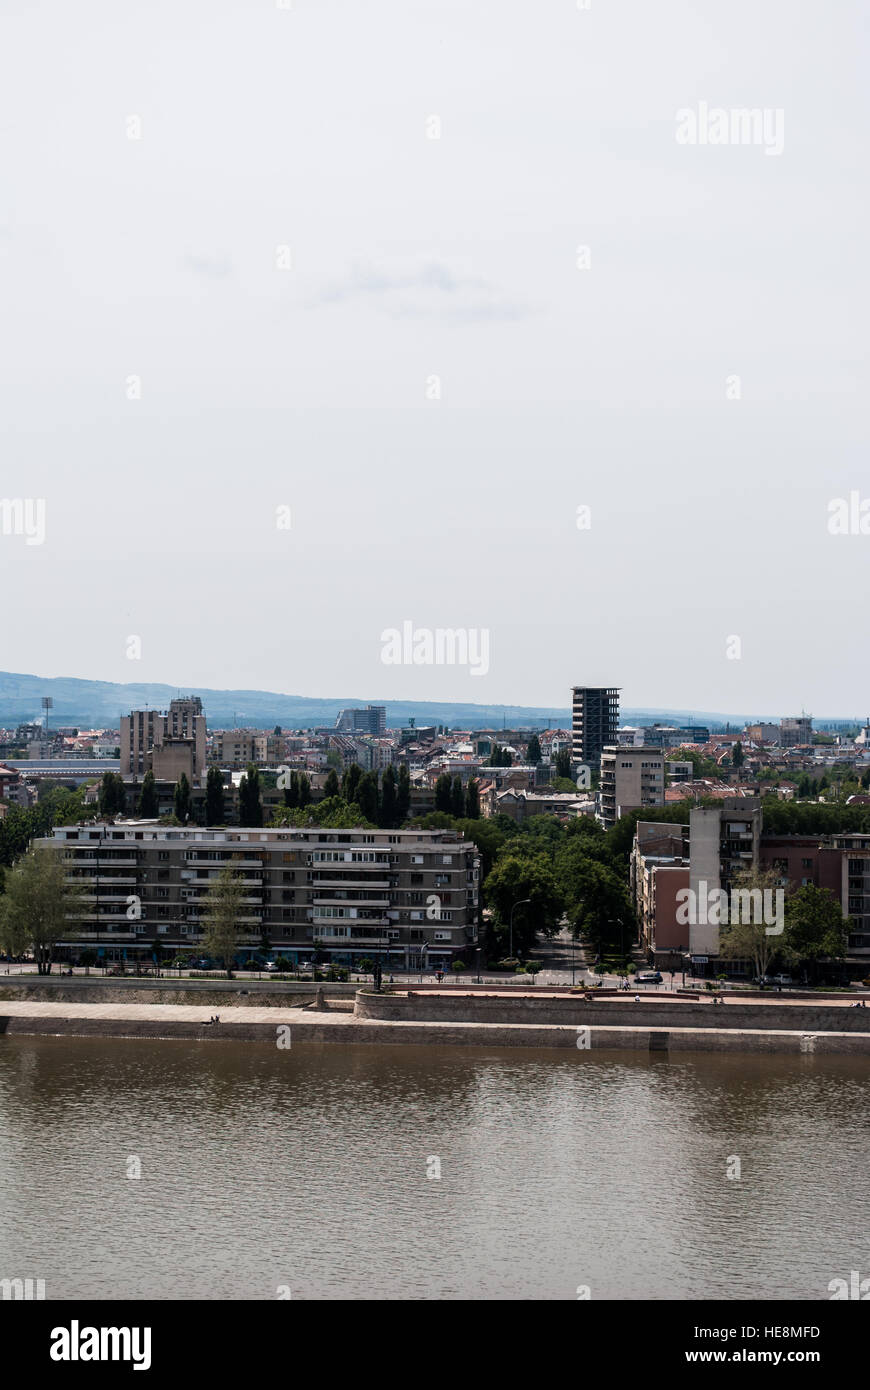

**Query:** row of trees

left=433, top=774, right=479, bottom=819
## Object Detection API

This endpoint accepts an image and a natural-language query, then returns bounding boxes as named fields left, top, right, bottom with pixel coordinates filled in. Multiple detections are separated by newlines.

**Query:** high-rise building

left=571, top=687, right=619, bottom=770
left=334, top=706, right=387, bottom=736
left=599, top=746, right=664, bottom=830
left=121, top=697, right=207, bottom=786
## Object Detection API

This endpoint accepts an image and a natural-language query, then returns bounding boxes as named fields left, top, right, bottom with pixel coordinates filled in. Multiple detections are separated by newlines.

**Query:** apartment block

left=780, top=716, right=813, bottom=748
left=687, top=799, right=761, bottom=959
left=631, top=822, right=691, bottom=965
left=571, top=687, right=619, bottom=770
left=599, top=747, right=665, bottom=830
left=121, top=698, right=207, bottom=786
left=46, top=824, right=480, bottom=970
left=745, top=722, right=779, bottom=744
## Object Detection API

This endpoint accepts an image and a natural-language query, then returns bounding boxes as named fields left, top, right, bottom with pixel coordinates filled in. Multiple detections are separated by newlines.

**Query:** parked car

left=753, top=974, right=795, bottom=986
left=634, top=971, right=663, bottom=985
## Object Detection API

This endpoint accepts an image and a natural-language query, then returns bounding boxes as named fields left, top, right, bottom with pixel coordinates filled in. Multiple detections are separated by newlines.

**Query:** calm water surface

left=0, top=1036, right=867, bottom=1300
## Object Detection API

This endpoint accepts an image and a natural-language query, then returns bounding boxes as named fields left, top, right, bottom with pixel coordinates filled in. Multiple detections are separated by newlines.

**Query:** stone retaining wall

left=2, top=1014, right=868, bottom=1055
left=354, top=990, right=870, bottom=1033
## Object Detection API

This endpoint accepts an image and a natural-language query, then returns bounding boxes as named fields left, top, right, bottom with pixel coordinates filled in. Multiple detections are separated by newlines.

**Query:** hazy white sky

left=0, top=0, right=866, bottom=716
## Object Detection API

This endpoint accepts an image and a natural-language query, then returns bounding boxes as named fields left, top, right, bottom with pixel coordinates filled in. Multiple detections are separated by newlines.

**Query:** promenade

left=2, top=993, right=870, bottom=1055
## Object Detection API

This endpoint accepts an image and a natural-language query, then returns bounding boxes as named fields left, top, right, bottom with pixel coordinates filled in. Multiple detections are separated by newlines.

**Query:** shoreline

left=2, top=998, right=870, bottom=1055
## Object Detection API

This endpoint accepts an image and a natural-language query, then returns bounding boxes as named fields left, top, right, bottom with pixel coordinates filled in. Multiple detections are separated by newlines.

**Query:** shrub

left=451, top=960, right=466, bottom=972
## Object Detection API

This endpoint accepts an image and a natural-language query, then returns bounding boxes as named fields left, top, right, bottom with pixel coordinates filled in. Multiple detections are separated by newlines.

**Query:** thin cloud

left=310, top=258, right=535, bottom=322
left=181, top=252, right=233, bottom=280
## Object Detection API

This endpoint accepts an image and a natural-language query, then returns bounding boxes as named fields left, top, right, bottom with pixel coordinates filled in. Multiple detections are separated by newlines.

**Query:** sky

left=0, top=0, right=867, bottom=719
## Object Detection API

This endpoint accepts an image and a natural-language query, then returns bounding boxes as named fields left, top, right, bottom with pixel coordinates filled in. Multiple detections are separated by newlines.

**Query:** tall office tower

left=334, top=705, right=387, bottom=736
left=571, top=687, right=620, bottom=771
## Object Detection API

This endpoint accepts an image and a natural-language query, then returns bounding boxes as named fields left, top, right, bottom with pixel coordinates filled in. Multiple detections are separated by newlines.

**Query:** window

left=433, top=930, right=451, bottom=941
left=411, top=855, right=424, bottom=865
left=442, top=855, right=453, bottom=865
left=801, top=858, right=813, bottom=870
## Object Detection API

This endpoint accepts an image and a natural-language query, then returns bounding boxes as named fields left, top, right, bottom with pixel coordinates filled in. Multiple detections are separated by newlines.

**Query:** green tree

left=173, top=773, right=191, bottom=823
left=465, top=778, right=480, bottom=819
left=343, top=763, right=362, bottom=803
left=396, top=763, right=411, bottom=823
left=732, top=740, right=744, bottom=768
left=484, top=851, right=563, bottom=957
left=556, top=847, right=634, bottom=956
left=98, top=772, right=127, bottom=818
left=138, top=770, right=158, bottom=818
left=298, top=773, right=311, bottom=809
left=239, top=763, right=263, bottom=827
left=434, top=774, right=452, bottom=814
left=323, top=768, right=340, bottom=799
left=555, top=748, right=572, bottom=779
left=357, top=771, right=379, bottom=824
left=205, top=766, right=225, bottom=825
left=273, top=725, right=282, bottom=737
left=202, top=861, right=246, bottom=977
left=0, top=845, right=86, bottom=974
left=284, top=771, right=299, bottom=809
left=717, top=866, right=785, bottom=981
left=450, top=775, right=464, bottom=819
left=526, top=733, right=542, bottom=764
left=379, top=765, right=398, bottom=828
left=783, top=884, right=849, bottom=975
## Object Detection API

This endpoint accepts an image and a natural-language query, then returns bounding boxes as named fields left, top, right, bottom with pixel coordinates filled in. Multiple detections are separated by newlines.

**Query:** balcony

left=308, top=878, right=390, bottom=890
left=95, top=858, right=139, bottom=867
left=313, top=896, right=390, bottom=908
left=311, top=913, right=389, bottom=927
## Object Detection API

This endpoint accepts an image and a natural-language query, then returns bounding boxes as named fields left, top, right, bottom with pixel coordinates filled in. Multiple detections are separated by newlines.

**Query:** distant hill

left=0, top=671, right=838, bottom=732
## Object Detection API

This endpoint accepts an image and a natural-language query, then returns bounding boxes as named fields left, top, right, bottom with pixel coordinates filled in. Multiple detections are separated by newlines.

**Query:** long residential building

left=43, top=823, right=480, bottom=970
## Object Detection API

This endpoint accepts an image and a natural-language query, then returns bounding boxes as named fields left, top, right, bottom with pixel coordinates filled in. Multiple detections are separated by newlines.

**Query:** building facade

left=571, top=687, right=619, bottom=771
left=334, top=706, right=387, bottom=736
left=599, top=746, right=665, bottom=830
left=121, top=698, right=207, bottom=786
left=46, top=823, right=479, bottom=971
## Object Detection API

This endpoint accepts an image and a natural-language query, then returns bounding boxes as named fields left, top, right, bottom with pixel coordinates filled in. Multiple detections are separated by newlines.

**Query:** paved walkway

left=0, top=1000, right=355, bottom=1026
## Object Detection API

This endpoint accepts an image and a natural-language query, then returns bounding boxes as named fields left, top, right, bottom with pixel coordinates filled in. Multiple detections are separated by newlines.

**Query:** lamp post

left=509, top=898, right=531, bottom=962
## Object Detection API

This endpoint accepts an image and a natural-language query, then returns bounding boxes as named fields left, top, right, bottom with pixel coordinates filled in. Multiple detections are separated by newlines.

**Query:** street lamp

left=509, top=898, right=531, bottom=962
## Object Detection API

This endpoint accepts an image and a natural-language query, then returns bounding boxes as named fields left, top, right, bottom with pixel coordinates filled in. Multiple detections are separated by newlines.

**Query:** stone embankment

left=0, top=983, right=869, bottom=1054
